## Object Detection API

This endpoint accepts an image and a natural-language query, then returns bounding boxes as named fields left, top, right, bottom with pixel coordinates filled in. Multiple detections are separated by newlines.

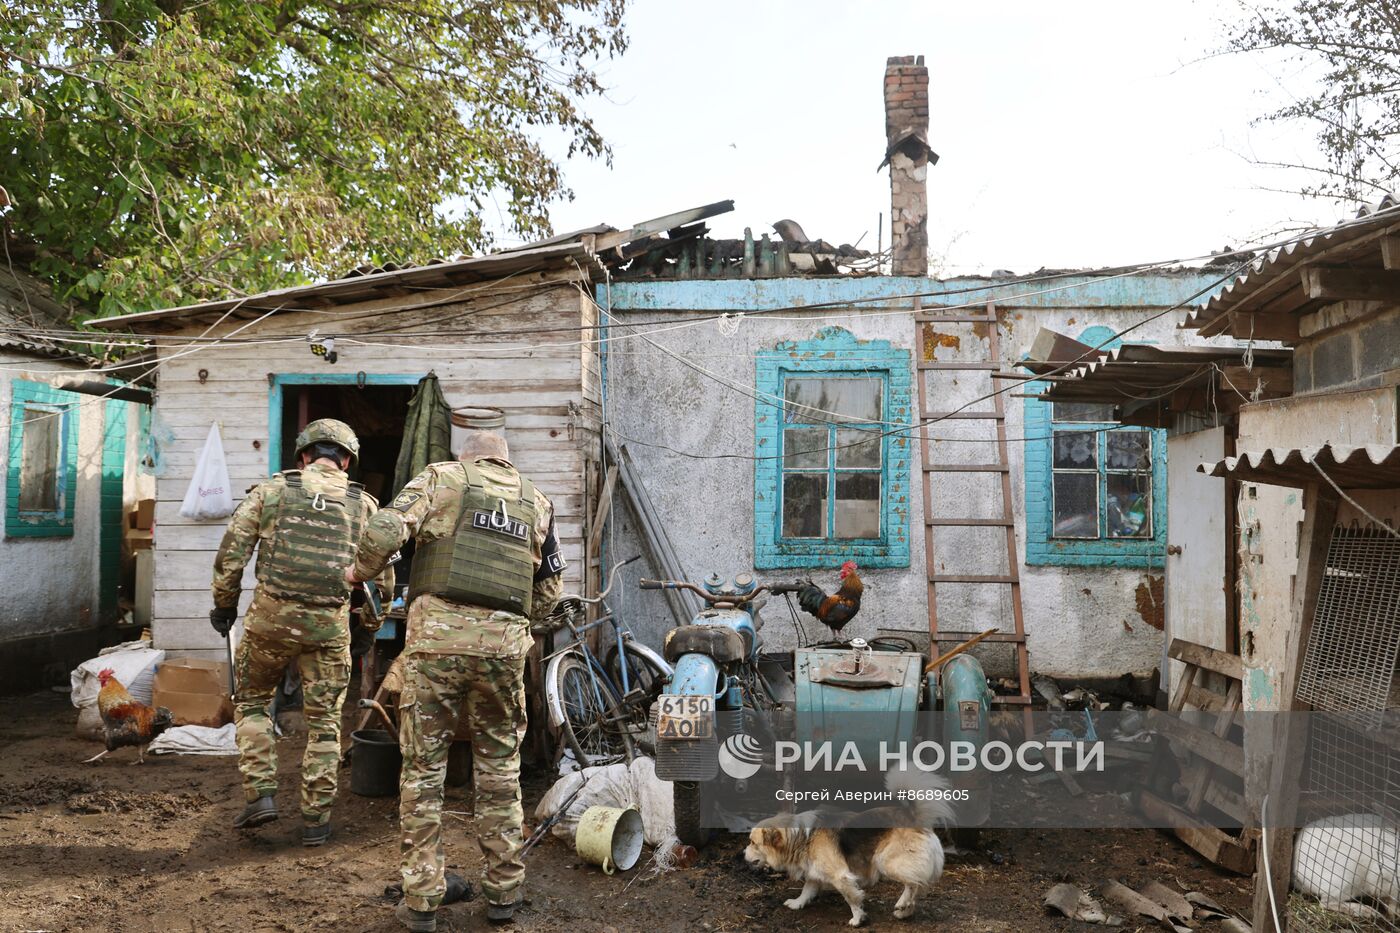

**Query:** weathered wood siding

left=149, top=277, right=595, bottom=656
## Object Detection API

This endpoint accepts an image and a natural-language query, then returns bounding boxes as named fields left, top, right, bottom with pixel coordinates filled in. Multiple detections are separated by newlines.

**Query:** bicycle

left=542, top=556, right=673, bottom=766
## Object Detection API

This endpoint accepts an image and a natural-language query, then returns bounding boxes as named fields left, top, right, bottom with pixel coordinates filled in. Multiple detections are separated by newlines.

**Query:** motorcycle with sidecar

left=640, top=572, right=992, bottom=846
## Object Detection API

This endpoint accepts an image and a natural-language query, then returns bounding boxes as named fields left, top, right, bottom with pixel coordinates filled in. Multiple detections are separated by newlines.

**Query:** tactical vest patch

left=471, top=510, right=529, bottom=540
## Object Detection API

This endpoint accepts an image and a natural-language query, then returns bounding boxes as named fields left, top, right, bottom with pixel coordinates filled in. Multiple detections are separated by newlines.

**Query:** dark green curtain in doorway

left=392, top=373, right=453, bottom=496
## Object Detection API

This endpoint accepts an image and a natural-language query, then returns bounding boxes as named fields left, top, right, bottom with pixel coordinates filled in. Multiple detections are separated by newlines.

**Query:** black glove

left=209, top=606, right=237, bottom=636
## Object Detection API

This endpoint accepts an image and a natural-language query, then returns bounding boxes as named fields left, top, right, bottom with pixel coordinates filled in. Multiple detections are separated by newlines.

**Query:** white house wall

left=0, top=351, right=105, bottom=641
left=602, top=274, right=1225, bottom=679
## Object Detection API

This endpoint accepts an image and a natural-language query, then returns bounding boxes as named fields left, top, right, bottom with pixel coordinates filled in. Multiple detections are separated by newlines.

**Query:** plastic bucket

left=575, top=805, right=644, bottom=874
left=350, top=728, right=401, bottom=797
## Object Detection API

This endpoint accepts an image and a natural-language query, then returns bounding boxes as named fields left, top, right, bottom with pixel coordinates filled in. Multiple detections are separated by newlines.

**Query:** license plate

left=656, top=694, right=714, bottom=740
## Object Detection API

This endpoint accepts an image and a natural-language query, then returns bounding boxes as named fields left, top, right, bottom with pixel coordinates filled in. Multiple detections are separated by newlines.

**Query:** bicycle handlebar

left=556, top=555, right=641, bottom=607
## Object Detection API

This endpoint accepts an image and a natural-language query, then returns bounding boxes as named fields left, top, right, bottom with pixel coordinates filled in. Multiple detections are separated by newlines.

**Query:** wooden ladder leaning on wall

left=915, top=298, right=1034, bottom=735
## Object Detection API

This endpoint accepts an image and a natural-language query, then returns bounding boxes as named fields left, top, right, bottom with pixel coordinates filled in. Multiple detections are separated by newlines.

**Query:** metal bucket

left=449, top=406, right=506, bottom=457
left=574, top=805, right=644, bottom=874
left=350, top=728, right=401, bottom=797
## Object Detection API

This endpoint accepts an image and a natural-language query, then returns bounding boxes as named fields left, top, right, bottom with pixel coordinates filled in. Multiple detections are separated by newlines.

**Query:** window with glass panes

left=1050, top=402, right=1153, bottom=540
left=7, top=379, right=78, bottom=538
left=780, top=376, right=884, bottom=541
left=754, top=328, right=912, bottom=569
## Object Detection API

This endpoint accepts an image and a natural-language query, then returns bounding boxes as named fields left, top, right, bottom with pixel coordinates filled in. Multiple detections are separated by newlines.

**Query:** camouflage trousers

left=233, top=629, right=351, bottom=825
left=399, top=652, right=527, bottom=912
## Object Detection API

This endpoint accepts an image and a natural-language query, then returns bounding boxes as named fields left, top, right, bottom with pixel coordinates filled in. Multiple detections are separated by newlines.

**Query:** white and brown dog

left=743, top=771, right=956, bottom=926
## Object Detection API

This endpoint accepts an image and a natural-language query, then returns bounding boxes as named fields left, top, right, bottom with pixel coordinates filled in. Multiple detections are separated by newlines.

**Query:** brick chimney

left=882, top=55, right=936, bottom=276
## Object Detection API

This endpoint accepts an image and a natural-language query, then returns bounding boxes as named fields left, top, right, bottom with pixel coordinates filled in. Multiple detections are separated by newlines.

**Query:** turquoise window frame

left=266, top=372, right=425, bottom=474
left=6, top=379, right=79, bottom=538
left=1023, top=326, right=1167, bottom=568
left=754, top=327, right=912, bottom=569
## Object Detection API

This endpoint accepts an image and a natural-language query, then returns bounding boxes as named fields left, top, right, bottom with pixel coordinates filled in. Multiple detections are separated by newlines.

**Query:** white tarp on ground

left=534, top=756, right=676, bottom=848
left=71, top=642, right=165, bottom=741
left=148, top=723, right=238, bottom=756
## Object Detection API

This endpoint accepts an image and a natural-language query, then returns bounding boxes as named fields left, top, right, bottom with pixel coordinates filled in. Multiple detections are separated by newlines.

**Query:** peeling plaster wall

left=602, top=274, right=1223, bottom=679
left=0, top=353, right=106, bottom=641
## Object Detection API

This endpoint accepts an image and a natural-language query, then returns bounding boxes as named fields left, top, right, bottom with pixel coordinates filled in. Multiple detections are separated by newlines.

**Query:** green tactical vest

left=408, top=462, right=538, bottom=616
left=257, top=471, right=365, bottom=607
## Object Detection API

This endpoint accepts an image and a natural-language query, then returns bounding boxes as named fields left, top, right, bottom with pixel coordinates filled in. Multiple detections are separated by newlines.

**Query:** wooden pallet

left=1136, top=637, right=1255, bottom=874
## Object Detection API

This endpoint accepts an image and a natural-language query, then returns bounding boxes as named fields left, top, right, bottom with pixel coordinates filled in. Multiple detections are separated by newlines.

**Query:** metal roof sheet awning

left=1197, top=444, right=1400, bottom=489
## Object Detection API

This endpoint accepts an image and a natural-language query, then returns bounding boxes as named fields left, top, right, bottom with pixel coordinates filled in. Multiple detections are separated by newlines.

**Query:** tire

left=604, top=641, right=670, bottom=709
left=552, top=654, right=635, bottom=766
left=673, top=781, right=713, bottom=848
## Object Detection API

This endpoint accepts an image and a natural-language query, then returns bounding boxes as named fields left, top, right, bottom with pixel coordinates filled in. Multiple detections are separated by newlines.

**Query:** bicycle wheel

left=604, top=641, right=670, bottom=708
left=552, top=654, right=635, bottom=766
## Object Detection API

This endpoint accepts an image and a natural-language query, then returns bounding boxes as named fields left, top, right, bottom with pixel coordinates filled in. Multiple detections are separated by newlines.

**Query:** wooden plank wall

left=148, top=273, right=596, bottom=655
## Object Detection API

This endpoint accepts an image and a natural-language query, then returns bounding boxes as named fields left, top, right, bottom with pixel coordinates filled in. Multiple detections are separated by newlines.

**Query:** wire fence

left=1291, top=525, right=1400, bottom=932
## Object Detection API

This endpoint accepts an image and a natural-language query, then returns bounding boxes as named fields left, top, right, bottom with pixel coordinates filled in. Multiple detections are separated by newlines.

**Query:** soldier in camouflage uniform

left=210, top=418, right=394, bottom=845
left=347, top=425, right=564, bottom=933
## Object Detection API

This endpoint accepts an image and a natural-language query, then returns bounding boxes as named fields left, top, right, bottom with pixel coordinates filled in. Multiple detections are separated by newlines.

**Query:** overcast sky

left=491, top=0, right=1352, bottom=276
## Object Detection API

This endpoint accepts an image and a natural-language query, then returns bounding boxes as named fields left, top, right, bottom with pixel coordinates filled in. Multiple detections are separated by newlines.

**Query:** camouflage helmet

left=294, top=418, right=359, bottom=466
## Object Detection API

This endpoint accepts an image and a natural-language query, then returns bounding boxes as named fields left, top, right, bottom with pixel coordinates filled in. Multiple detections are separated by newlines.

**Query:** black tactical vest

left=408, top=462, right=539, bottom=615
left=257, top=471, right=365, bottom=607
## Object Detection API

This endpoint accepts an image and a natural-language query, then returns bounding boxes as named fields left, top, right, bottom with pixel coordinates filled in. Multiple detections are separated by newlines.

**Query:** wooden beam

left=1252, top=484, right=1340, bottom=931
left=1228, top=311, right=1300, bottom=342
left=1380, top=234, right=1400, bottom=270
left=1168, top=638, right=1245, bottom=680
left=1301, top=265, right=1400, bottom=303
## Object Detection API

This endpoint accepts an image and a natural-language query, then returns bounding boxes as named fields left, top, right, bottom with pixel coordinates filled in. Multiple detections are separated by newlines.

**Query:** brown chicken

left=796, top=560, right=864, bottom=633
left=83, top=668, right=174, bottom=764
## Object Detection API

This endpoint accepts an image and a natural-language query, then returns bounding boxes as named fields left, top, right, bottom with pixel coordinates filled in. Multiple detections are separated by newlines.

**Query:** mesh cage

left=1290, top=525, right=1400, bottom=933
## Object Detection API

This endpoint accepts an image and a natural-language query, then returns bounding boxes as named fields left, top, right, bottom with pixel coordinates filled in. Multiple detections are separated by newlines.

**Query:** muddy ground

left=1, top=689, right=1253, bottom=932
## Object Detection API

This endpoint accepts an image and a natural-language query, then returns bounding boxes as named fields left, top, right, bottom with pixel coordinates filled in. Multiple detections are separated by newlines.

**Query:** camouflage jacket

left=212, top=462, right=394, bottom=646
left=353, top=458, right=565, bottom=658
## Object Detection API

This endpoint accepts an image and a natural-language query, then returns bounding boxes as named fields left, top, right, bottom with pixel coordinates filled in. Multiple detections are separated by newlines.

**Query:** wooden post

left=1252, top=482, right=1339, bottom=931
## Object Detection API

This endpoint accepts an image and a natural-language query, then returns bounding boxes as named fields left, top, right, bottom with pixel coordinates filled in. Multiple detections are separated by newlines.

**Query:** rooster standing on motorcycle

left=346, top=411, right=565, bottom=932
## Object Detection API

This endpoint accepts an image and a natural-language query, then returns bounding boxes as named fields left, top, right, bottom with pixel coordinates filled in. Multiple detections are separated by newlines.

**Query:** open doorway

left=273, top=377, right=421, bottom=504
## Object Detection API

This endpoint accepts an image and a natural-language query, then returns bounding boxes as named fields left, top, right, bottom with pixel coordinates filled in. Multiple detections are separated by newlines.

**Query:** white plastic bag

left=180, top=422, right=234, bottom=520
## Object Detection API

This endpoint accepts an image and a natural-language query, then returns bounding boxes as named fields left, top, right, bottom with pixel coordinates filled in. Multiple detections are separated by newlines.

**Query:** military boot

left=233, top=795, right=278, bottom=829
left=302, top=822, right=331, bottom=847
left=394, top=902, right=436, bottom=933
left=486, top=899, right=517, bottom=924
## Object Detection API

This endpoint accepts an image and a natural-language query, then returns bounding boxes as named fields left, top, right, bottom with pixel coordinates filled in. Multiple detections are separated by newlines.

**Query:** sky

left=490, top=0, right=1350, bottom=276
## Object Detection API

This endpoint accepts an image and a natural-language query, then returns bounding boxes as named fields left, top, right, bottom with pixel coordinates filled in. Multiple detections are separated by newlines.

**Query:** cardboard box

left=126, top=528, right=152, bottom=550
left=133, top=498, right=156, bottom=530
left=153, top=658, right=234, bottom=727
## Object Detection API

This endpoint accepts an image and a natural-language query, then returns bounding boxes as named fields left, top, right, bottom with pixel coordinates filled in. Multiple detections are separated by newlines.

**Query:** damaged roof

left=1198, top=443, right=1400, bottom=489
left=0, top=263, right=92, bottom=362
left=1024, top=329, right=1292, bottom=427
left=87, top=201, right=737, bottom=334
left=1182, top=196, right=1400, bottom=340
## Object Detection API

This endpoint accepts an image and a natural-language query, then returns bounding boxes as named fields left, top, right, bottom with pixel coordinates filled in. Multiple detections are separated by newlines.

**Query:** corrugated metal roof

left=1198, top=444, right=1400, bottom=489
left=1182, top=196, right=1400, bottom=338
left=0, top=265, right=92, bottom=362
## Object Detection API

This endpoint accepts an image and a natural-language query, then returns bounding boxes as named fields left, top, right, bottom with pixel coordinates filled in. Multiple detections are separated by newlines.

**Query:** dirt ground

left=1, top=689, right=1254, bottom=933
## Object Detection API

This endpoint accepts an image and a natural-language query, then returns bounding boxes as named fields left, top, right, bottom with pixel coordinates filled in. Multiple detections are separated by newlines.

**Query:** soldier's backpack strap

left=283, top=470, right=303, bottom=487
left=346, top=482, right=363, bottom=501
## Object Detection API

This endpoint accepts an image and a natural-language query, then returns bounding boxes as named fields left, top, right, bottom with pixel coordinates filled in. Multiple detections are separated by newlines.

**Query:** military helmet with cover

left=294, top=418, right=360, bottom=467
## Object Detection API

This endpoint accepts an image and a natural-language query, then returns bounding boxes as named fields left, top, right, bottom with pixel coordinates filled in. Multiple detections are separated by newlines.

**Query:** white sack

left=148, top=723, right=238, bottom=756
left=71, top=645, right=164, bottom=740
left=180, top=422, right=235, bottom=520
left=534, top=756, right=675, bottom=848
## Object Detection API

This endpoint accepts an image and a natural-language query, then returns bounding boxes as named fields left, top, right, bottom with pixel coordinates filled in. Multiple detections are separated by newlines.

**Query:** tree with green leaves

left=0, top=1, right=626, bottom=318
left=1228, top=0, right=1400, bottom=203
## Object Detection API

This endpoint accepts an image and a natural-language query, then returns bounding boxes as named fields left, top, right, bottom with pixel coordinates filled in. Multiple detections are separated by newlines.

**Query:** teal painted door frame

left=266, top=373, right=425, bottom=474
